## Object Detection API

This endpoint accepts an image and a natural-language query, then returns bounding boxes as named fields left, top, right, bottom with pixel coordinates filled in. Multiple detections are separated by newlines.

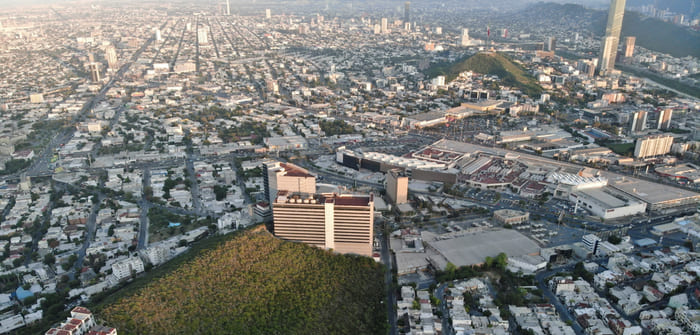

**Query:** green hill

left=101, top=229, right=386, bottom=334
left=426, top=52, right=543, bottom=97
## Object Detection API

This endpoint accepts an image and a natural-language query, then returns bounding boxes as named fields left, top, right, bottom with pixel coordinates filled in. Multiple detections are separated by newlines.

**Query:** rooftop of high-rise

left=274, top=191, right=372, bottom=206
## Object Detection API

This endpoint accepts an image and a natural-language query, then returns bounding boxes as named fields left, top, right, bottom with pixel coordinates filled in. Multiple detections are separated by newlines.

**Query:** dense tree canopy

left=102, top=229, right=387, bottom=334
left=319, top=119, right=355, bottom=136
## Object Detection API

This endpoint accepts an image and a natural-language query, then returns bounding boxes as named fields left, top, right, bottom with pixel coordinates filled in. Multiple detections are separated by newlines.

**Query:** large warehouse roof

left=426, top=229, right=540, bottom=269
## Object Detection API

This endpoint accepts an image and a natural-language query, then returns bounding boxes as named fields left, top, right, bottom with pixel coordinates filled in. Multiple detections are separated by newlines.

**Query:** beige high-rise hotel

left=272, top=192, right=374, bottom=257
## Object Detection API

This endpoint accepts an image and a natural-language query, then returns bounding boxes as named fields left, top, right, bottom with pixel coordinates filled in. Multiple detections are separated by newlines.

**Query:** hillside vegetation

left=427, top=52, right=543, bottom=97
left=102, top=229, right=386, bottom=334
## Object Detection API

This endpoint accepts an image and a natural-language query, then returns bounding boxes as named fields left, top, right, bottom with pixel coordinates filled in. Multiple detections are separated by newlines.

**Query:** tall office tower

left=634, top=135, right=673, bottom=159
left=598, top=0, right=627, bottom=76
left=272, top=192, right=374, bottom=257
left=546, top=36, right=557, bottom=52
left=262, top=161, right=316, bottom=204
left=105, top=46, right=117, bottom=70
left=657, top=108, right=673, bottom=129
left=460, top=28, right=470, bottom=46
left=624, top=36, right=636, bottom=58
left=435, top=27, right=442, bottom=34
left=381, top=17, right=388, bottom=34
left=404, top=22, right=411, bottom=31
left=197, top=27, right=209, bottom=45
left=226, top=0, right=230, bottom=15
left=89, top=62, right=100, bottom=82
left=404, top=2, right=410, bottom=23
left=630, top=110, right=647, bottom=133
left=386, top=169, right=408, bottom=205
left=599, top=36, right=616, bottom=75
left=155, top=29, right=162, bottom=41
left=373, top=24, right=381, bottom=35
left=265, top=8, right=271, bottom=19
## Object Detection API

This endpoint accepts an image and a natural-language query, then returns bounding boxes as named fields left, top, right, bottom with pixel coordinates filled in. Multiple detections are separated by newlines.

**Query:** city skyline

left=0, top=0, right=698, bottom=334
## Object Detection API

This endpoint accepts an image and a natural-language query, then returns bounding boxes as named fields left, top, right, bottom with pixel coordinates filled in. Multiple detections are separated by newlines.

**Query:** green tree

left=43, top=253, right=56, bottom=266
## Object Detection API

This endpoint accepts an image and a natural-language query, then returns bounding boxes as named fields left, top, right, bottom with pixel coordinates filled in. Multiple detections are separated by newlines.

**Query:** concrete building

left=460, top=28, right=470, bottom=46
left=493, top=209, right=529, bottom=225
left=582, top=234, right=601, bottom=256
left=404, top=1, right=410, bottom=23
left=105, top=45, right=117, bottom=70
left=386, top=168, right=408, bottom=205
left=634, top=135, right=673, bottom=159
left=111, top=257, right=145, bottom=281
left=197, top=27, right=209, bottom=45
left=610, top=176, right=700, bottom=214
left=262, top=161, right=316, bottom=203
left=264, top=135, right=308, bottom=151
left=675, top=306, right=700, bottom=334
left=88, top=62, right=100, bottom=83
left=598, top=0, right=627, bottom=75
left=569, top=187, right=647, bottom=219
left=29, top=93, right=44, bottom=103
left=45, top=307, right=116, bottom=335
left=630, top=110, right=647, bottom=133
left=265, top=8, right=271, bottom=19
left=381, top=18, right=388, bottom=34
left=624, top=36, right=636, bottom=58
left=546, top=36, right=557, bottom=52
left=140, top=245, right=170, bottom=266
left=657, top=108, right=673, bottom=130
left=272, top=192, right=374, bottom=257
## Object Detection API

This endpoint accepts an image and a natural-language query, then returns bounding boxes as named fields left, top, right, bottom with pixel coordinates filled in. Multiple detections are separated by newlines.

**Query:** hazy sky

left=0, top=0, right=613, bottom=7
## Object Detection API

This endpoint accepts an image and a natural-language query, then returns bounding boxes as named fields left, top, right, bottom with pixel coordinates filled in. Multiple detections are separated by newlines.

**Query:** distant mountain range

left=524, top=2, right=700, bottom=58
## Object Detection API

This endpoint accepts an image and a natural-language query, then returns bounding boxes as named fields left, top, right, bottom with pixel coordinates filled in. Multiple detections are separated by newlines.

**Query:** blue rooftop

left=634, top=238, right=657, bottom=247
left=14, top=287, right=34, bottom=301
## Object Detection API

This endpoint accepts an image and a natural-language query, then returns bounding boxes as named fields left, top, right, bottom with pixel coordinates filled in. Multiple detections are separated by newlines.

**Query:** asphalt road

left=535, top=263, right=585, bottom=335
left=435, top=283, right=452, bottom=335
left=137, top=167, right=151, bottom=250
left=379, top=219, right=398, bottom=335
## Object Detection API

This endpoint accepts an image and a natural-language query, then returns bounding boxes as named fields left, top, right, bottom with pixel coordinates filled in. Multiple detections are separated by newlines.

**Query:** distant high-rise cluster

left=598, top=0, right=626, bottom=76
